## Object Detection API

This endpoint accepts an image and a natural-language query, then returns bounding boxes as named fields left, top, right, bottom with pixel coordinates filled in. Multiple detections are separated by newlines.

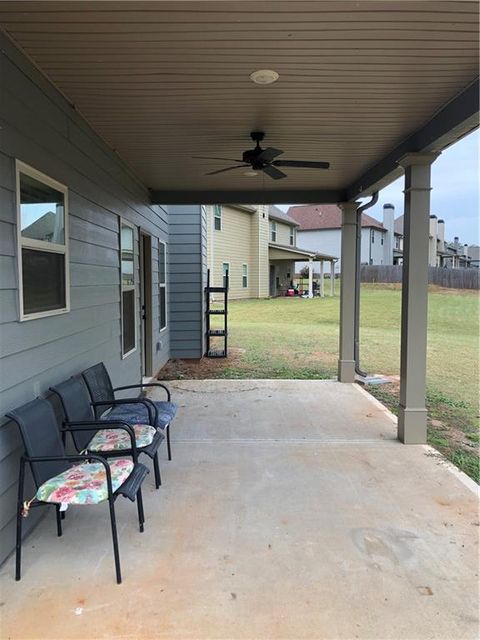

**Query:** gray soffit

left=0, top=1, right=478, bottom=205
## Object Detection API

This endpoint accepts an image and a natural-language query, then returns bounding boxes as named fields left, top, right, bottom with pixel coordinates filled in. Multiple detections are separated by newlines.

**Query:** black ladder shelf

left=205, top=269, right=228, bottom=358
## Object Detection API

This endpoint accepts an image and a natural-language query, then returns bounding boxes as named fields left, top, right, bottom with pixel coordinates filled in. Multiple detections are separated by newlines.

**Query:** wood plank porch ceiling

left=0, top=1, right=478, bottom=201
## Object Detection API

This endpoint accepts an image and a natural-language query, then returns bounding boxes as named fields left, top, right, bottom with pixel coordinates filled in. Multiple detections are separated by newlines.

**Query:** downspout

left=354, top=192, right=379, bottom=377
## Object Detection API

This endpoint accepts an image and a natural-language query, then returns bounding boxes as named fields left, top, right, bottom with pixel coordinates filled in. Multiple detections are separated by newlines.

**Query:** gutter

left=354, top=192, right=379, bottom=377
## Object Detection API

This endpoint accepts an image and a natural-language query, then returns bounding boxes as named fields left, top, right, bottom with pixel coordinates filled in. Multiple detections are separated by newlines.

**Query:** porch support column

left=319, top=260, right=325, bottom=297
left=397, top=152, right=440, bottom=443
left=330, top=261, right=335, bottom=296
left=308, top=258, right=314, bottom=299
left=338, top=201, right=359, bottom=382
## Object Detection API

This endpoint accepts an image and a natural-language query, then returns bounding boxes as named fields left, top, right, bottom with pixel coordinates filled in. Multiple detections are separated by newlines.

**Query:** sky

left=279, top=129, right=479, bottom=245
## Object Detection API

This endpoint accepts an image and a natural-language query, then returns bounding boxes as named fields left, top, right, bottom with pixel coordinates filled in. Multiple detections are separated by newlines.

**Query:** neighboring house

left=467, top=245, right=480, bottom=268
left=288, top=203, right=401, bottom=273
left=206, top=204, right=336, bottom=298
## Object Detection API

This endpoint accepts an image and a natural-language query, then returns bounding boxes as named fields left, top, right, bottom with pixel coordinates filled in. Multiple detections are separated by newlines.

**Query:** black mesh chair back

left=6, top=398, right=69, bottom=487
left=82, top=362, right=115, bottom=418
left=50, top=376, right=97, bottom=451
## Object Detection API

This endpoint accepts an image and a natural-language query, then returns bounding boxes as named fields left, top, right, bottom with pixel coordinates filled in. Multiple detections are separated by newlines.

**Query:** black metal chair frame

left=7, top=402, right=148, bottom=585
left=51, top=378, right=164, bottom=489
left=82, top=363, right=173, bottom=461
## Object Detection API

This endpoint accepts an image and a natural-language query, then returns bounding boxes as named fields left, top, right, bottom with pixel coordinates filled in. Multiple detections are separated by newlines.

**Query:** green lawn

left=205, top=284, right=479, bottom=481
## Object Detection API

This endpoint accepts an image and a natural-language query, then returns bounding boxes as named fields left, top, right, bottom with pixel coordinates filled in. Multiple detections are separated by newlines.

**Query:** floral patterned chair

left=6, top=398, right=149, bottom=584
left=82, top=362, right=177, bottom=461
left=50, top=376, right=165, bottom=489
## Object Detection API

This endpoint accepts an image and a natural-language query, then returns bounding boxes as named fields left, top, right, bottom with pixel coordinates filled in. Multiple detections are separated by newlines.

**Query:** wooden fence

left=360, top=265, right=480, bottom=289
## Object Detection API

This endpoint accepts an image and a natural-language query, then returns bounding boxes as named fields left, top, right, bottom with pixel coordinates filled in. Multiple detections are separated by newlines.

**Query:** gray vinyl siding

left=0, top=34, right=170, bottom=564
left=168, top=205, right=207, bottom=358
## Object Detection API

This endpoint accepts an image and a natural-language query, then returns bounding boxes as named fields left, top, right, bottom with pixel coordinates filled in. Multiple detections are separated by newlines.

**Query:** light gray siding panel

left=0, top=34, right=171, bottom=565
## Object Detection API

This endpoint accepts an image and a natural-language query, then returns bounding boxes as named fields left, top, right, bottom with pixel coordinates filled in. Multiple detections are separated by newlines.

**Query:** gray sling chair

left=81, top=362, right=177, bottom=462
left=6, top=398, right=149, bottom=584
left=50, top=375, right=165, bottom=489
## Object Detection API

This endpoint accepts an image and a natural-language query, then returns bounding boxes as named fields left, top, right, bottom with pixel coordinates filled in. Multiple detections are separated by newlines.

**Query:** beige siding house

left=206, top=204, right=336, bottom=298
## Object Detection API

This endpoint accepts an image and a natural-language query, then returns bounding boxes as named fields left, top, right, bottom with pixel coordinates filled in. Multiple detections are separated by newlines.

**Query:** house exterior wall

left=206, top=204, right=269, bottom=299
left=0, top=34, right=171, bottom=564
left=168, top=205, right=206, bottom=358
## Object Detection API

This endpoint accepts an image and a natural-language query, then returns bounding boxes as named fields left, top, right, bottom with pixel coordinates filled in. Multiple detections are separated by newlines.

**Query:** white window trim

left=242, top=263, right=248, bottom=288
left=16, top=160, right=70, bottom=322
left=270, top=220, right=277, bottom=242
left=120, top=218, right=137, bottom=359
left=214, top=205, right=222, bottom=231
left=222, top=261, right=230, bottom=288
left=289, top=227, right=295, bottom=246
left=159, top=239, right=167, bottom=333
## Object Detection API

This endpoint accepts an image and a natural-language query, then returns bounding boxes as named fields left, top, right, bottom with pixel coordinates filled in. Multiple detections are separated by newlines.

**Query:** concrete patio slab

left=0, top=380, right=478, bottom=640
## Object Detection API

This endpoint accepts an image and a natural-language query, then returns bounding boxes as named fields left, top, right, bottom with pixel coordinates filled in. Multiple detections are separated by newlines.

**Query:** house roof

left=394, top=215, right=404, bottom=235
left=268, top=205, right=299, bottom=227
left=287, top=204, right=385, bottom=232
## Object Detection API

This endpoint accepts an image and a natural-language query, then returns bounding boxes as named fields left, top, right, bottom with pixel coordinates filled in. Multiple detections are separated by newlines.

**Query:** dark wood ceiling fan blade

left=205, top=165, right=249, bottom=176
left=258, top=147, right=284, bottom=162
left=262, top=165, right=287, bottom=180
left=193, top=156, right=244, bottom=162
left=273, top=160, right=330, bottom=169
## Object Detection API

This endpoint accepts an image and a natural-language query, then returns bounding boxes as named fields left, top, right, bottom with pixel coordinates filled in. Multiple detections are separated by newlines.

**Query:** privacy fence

left=360, top=265, right=479, bottom=290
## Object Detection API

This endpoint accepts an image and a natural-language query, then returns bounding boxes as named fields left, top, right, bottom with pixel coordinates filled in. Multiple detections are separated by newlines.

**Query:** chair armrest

left=113, top=383, right=171, bottom=402
left=92, top=398, right=158, bottom=428
left=24, top=453, right=114, bottom=497
left=63, top=420, right=138, bottom=462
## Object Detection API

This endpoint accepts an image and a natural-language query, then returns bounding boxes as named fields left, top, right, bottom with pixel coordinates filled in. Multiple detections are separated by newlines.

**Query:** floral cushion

left=104, top=400, right=177, bottom=430
left=36, top=458, right=134, bottom=505
left=88, top=423, right=156, bottom=452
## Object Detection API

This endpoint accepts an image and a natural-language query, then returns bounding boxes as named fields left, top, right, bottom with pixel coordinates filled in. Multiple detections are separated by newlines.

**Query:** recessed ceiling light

left=249, top=69, right=279, bottom=85
left=244, top=170, right=259, bottom=177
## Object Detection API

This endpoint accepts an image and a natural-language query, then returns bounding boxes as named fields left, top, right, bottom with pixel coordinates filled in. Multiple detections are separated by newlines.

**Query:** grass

left=168, top=284, right=479, bottom=482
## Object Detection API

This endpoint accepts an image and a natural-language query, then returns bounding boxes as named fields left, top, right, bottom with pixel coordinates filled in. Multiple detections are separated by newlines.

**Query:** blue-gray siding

left=168, top=205, right=207, bottom=358
left=0, top=33, right=171, bottom=564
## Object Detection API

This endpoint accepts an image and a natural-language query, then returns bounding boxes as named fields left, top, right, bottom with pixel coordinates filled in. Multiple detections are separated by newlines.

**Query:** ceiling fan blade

left=205, top=165, right=249, bottom=176
left=193, top=156, right=244, bottom=163
left=262, top=165, right=287, bottom=180
left=258, top=147, right=284, bottom=162
left=273, top=160, right=330, bottom=169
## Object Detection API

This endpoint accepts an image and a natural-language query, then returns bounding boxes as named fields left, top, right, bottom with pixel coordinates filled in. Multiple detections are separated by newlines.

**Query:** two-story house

left=206, top=204, right=336, bottom=298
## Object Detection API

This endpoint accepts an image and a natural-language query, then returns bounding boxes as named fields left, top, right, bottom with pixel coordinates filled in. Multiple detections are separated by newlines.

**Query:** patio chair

left=50, top=376, right=164, bottom=489
left=82, top=362, right=176, bottom=461
left=6, top=398, right=149, bottom=584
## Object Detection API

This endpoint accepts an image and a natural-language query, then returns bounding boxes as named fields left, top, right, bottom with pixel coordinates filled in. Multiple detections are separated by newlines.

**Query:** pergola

left=1, top=1, right=477, bottom=444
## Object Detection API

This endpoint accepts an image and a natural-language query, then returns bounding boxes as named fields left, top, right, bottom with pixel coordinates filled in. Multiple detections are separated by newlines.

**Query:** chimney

left=437, top=219, right=445, bottom=252
left=464, top=243, right=469, bottom=257
left=382, top=203, right=394, bottom=265
left=429, top=215, right=438, bottom=266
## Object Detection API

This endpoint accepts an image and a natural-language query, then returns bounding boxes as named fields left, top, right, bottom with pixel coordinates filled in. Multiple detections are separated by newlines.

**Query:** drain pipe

left=354, top=191, right=378, bottom=377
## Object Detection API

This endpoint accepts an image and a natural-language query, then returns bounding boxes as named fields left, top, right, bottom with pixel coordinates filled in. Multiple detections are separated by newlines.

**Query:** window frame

left=289, top=227, right=295, bottom=246
left=16, top=160, right=70, bottom=322
left=222, top=261, right=230, bottom=288
left=120, top=218, right=137, bottom=359
left=158, top=239, right=167, bottom=333
left=242, top=263, right=248, bottom=288
left=270, top=220, right=277, bottom=242
left=214, top=205, right=222, bottom=231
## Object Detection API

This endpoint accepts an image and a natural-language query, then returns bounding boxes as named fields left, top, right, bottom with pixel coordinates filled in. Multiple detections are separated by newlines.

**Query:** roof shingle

left=287, top=204, right=385, bottom=231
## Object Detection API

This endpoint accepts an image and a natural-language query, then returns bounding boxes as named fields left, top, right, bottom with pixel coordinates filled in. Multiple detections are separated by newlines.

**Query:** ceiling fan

left=193, top=131, right=330, bottom=180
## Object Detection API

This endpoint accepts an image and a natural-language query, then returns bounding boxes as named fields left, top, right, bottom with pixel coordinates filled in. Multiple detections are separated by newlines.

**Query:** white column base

left=398, top=406, right=427, bottom=444
left=338, top=359, right=356, bottom=382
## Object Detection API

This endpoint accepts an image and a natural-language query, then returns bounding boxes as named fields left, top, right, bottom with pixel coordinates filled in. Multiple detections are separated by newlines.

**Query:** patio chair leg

left=166, top=424, right=172, bottom=461
left=15, top=458, right=26, bottom=581
left=61, top=511, right=66, bottom=520
left=153, top=452, right=162, bottom=489
left=108, top=498, right=122, bottom=584
left=136, top=489, right=145, bottom=533
left=55, top=505, right=63, bottom=537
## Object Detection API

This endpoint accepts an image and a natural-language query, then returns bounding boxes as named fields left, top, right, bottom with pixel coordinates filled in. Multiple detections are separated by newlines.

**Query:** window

left=159, top=240, right=167, bottom=331
left=214, top=205, right=222, bottom=231
left=242, top=264, right=248, bottom=288
left=371, top=229, right=375, bottom=243
left=222, top=262, right=229, bottom=288
left=16, top=161, right=69, bottom=320
left=381, top=235, right=384, bottom=245
left=120, top=221, right=136, bottom=357
left=289, top=227, right=295, bottom=246
left=270, top=220, right=277, bottom=242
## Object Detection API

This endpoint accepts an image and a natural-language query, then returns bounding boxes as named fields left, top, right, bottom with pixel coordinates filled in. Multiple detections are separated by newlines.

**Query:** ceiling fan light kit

left=194, top=131, right=330, bottom=181
left=249, top=69, right=279, bottom=85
